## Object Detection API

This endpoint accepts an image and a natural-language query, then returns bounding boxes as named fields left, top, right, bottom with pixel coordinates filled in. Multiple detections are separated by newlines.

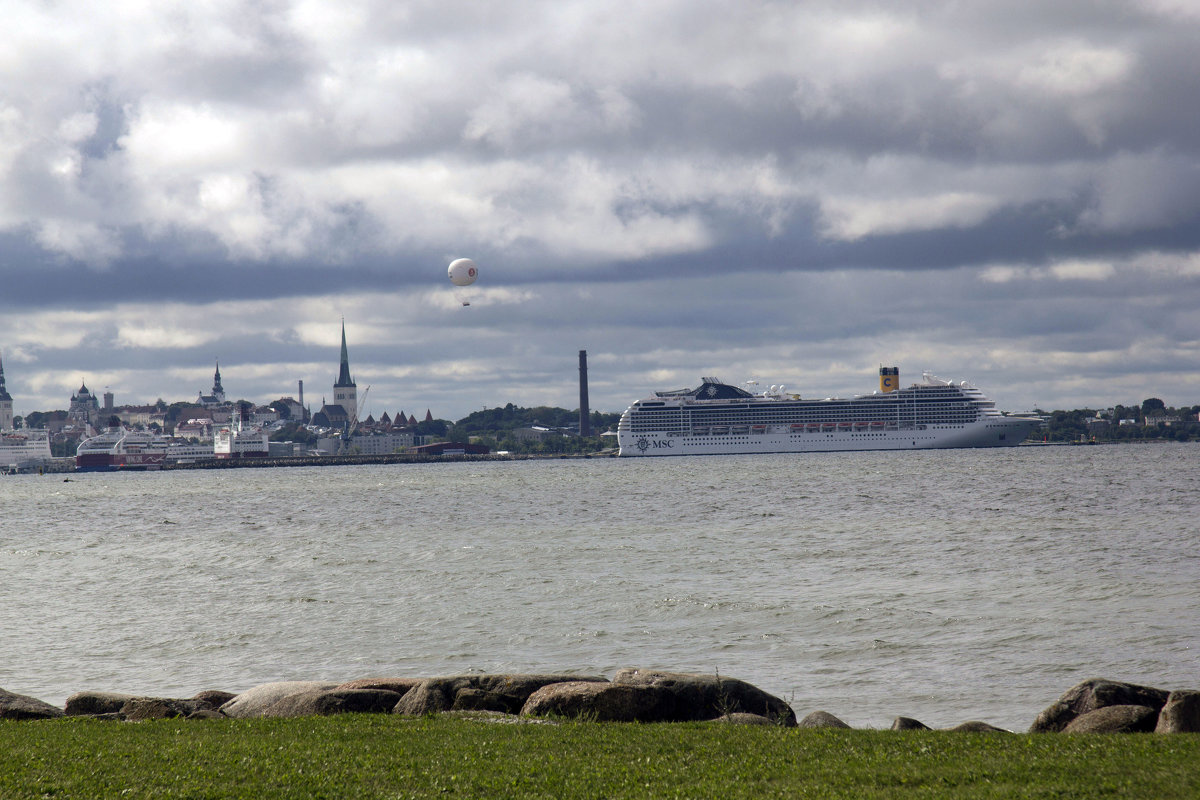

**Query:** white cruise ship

left=1, top=429, right=53, bottom=470
left=617, top=367, right=1042, bottom=457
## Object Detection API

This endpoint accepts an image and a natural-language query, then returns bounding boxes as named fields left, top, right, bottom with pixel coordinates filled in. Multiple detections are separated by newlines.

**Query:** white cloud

left=1, top=0, right=1199, bottom=419
left=33, top=219, right=121, bottom=264
left=819, top=191, right=1001, bottom=241
left=121, top=102, right=248, bottom=174
left=115, top=325, right=214, bottom=350
left=978, top=253, right=1193, bottom=284
left=1015, top=42, right=1133, bottom=98
left=1048, top=260, right=1116, bottom=281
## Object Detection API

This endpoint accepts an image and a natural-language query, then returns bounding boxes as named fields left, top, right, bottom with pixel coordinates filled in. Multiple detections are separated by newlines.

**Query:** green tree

left=1142, top=398, right=1166, bottom=414
left=268, top=398, right=294, bottom=420
left=165, top=401, right=193, bottom=425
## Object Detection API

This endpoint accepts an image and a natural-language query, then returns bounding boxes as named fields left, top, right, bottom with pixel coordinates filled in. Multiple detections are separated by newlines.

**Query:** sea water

left=1, top=443, right=1197, bottom=731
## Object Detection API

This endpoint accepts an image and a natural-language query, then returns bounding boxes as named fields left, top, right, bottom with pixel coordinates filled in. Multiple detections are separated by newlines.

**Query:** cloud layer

left=2, top=0, right=1198, bottom=419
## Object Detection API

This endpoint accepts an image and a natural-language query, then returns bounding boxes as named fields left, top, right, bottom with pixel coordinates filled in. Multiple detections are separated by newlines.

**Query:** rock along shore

left=3, top=674, right=1198, bottom=734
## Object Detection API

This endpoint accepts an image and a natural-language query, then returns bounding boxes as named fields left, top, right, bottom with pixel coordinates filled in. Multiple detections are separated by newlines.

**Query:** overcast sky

left=3, top=0, right=1199, bottom=422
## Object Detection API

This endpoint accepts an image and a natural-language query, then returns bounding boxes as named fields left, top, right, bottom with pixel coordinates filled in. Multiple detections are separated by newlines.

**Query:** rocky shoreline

left=2, top=672, right=1198, bottom=733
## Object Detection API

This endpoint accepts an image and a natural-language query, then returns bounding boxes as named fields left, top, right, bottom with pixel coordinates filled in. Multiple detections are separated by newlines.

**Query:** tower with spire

left=0, top=352, right=13, bottom=431
left=211, top=361, right=226, bottom=403
left=333, top=319, right=357, bottom=425
left=198, top=360, right=228, bottom=407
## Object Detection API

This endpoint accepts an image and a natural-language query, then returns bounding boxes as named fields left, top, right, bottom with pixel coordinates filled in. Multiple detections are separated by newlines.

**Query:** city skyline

left=2, top=2, right=1198, bottom=420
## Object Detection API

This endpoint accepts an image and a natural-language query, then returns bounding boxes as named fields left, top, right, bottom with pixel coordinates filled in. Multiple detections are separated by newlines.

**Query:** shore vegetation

left=3, top=715, right=1198, bottom=799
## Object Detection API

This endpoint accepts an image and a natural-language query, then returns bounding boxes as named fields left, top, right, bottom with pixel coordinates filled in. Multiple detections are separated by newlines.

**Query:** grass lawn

left=3, top=715, right=1197, bottom=799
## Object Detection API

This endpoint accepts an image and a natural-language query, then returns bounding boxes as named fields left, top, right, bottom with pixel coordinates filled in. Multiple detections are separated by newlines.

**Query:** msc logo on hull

left=635, top=437, right=674, bottom=452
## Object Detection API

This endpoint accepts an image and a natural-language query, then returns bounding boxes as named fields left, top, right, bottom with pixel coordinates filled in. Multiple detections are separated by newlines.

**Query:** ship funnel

left=879, top=366, right=899, bottom=393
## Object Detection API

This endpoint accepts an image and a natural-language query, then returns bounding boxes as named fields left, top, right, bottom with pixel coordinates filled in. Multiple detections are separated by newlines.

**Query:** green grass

left=3, top=715, right=1197, bottom=799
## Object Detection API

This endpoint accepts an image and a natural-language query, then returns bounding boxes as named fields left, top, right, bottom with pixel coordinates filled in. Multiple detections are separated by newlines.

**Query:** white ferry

left=75, top=429, right=217, bottom=471
left=617, top=367, right=1043, bottom=457
left=1, top=429, right=53, bottom=471
left=214, top=420, right=269, bottom=458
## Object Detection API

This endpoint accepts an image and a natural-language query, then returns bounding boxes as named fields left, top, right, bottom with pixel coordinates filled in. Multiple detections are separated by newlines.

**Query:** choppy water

left=2, top=444, right=1197, bottom=730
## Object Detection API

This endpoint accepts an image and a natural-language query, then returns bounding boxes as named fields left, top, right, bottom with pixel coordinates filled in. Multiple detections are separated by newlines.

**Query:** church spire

left=0, top=351, right=11, bottom=431
left=0, top=351, right=11, bottom=403
left=212, top=360, right=225, bottom=401
left=335, top=319, right=355, bottom=388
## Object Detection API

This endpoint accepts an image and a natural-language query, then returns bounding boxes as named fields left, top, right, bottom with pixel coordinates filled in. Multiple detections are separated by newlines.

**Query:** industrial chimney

left=578, top=350, right=591, bottom=437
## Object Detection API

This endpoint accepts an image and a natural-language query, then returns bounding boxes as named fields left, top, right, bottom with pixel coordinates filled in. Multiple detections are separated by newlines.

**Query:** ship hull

left=618, top=416, right=1040, bottom=456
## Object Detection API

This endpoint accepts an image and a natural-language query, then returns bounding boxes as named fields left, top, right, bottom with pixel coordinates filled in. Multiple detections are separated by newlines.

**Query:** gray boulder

left=891, top=717, right=930, bottom=731
left=1063, top=705, right=1158, bottom=734
left=191, top=690, right=237, bottom=710
left=122, top=698, right=205, bottom=721
left=393, top=674, right=606, bottom=716
left=258, top=688, right=404, bottom=718
left=65, top=691, right=140, bottom=716
left=520, top=681, right=676, bottom=722
left=0, top=688, right=63, bottom=720
left=799, top=710, right=851, bottom=729
left=334, top=677, right=424, bottom=698
left=1155, top=690, right=1200, bottom=733
left=945, top=721, right=1012, bottom=733
left=451, top=688, right=524, bottom=714
left=218, top=681, right=339, bottom=718
left=612, top=669, right=797, bottom=726
left=1029, top=678, right=1170, bottom=733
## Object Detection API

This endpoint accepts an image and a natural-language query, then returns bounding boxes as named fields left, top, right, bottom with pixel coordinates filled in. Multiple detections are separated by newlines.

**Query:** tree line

left=1034, top=398, right=1200, bottom=443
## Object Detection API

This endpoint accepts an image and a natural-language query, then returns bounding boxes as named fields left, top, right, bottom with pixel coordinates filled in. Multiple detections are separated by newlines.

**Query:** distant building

left=1144, top=414, right=1180, bottom=426
left=510, top=426, right=565, bottom=443
left=347, top=432, right=420, bottom=455
left=0, top=353, right=13, bottom=431
left=175, top=419, right=214, bottom=439
left=68, top=381, right=101, bottom=429
left=115, top=405, right=158, bottom=428
left=198, top=361, right=228, bottom=407
left=273, top=397, right=305, bottom=421
left=333, top=321, right=357, bottom=425
left=250, top=406, right=280, bottom=426
left=312, top=401, right=350, bottom=430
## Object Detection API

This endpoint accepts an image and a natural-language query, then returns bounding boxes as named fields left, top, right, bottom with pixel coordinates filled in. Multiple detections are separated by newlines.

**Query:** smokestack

left=298, top=379, right=305, bottom=421
left=578, top=350, right=591, bottom=437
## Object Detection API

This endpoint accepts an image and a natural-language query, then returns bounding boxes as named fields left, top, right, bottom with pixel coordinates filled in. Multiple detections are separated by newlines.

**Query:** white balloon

left=448, top=258, right=478, bottom=287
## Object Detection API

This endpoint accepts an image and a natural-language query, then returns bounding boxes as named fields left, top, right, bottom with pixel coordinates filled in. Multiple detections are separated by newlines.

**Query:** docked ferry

left=617, top=367, right=1042, bottom=457
left=1, top=429, right=53, bottom=470
left=75, top=430, right=217, bottom=471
